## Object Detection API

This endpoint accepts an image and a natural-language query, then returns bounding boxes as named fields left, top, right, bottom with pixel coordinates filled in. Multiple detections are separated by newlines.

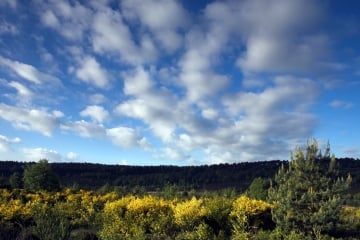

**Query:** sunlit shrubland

left=99, top=195, right=175, bottom=239
left=0, top=188, right=358, bottom=239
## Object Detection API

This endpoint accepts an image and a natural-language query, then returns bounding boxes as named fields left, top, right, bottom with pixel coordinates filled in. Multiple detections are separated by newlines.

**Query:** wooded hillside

left=0, top=158, right=359, bottom=193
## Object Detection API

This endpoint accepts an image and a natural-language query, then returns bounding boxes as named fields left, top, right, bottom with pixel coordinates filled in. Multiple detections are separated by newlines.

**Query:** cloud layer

left=0, top=0, right=357, bottom=164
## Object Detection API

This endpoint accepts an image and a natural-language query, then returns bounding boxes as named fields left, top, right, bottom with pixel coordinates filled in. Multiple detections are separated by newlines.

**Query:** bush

left=30, top=202, right=71, bottom=240
left=99, top=195, right=175, bottom=239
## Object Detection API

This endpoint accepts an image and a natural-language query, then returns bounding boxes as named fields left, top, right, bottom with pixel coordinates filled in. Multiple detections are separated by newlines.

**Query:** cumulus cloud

left=7, top=81, right=33, bottom=103
left=179, top=48, right=230, bottom=102
left=76, top=56, right=110, bottom=88
left=91, top=7, right=157, bottom=64
left=114, top=66, right=320, bottom=162
left=168, top=76, right=319, bottom=163
left=22, top=147, right=62, bottom=162
left=161, top=147, right=189, bottom=161
left=234, top=0, right=329, bottom=73
left=106, top=127, right=149, bottom=149
left=39, top=1, right=92, bottom=41
left=116, top=67, right=178, bottom=141
left=116, top=99, right=176, bottom=142
left=41, top=10, right=60, bottom=28
left=0, top=0, right=342, bottom=164
left=178, top=16, right=230, bottom=102
left=0, top=103, right=61, bottom=136
left=0, top=134, right=21, bottom=152
left=80, top=105, right=109, bottom=123
left=222, top=76, right=319, bottom=142
left=121, top=0, right=188, bottom=52
left=60, top=120, right=106, bottom=138
left=0, top=56, right=60, bottom=85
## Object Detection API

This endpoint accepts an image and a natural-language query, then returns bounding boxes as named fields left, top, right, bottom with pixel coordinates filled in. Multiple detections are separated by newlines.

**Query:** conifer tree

left=247, top=177, right=270, bottom=200
left=23, top=159, right=60, bottom=192
left=268, top=140, right=351, bottom=238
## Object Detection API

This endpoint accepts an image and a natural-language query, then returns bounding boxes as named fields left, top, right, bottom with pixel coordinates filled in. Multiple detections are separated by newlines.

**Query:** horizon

left=0, top=0, right=359, bottom=165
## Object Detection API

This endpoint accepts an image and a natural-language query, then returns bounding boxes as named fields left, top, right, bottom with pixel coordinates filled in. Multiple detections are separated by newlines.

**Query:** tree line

left=1, top=156, right=360, bottom=194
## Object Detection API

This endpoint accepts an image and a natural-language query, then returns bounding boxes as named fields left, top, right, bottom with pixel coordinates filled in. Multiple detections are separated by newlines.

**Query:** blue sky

left=0, top=0, right=359, bottom=165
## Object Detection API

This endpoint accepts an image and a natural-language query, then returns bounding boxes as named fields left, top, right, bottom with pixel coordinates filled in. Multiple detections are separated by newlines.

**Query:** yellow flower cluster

left=173, top=196, right=207, bottom=227
left=231, top=195, right=273, bottom=218
left=0, top=189, right=279, bottom=239
left=0, top=188, right=120, bottom=227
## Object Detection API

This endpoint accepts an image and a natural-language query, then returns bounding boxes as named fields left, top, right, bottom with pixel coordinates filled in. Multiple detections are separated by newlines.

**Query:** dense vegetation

left=1, top=158, right=360, bottom=193
left=0, top=141, right=360, bottom=239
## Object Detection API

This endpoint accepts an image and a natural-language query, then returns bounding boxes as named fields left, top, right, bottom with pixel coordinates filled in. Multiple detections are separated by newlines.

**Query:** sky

left=0, top=0, right=359, bottom=165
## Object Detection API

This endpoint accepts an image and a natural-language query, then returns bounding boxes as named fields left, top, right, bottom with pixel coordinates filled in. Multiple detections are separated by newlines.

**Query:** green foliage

left=9, top=172, right=22, bottom=189
left=230, top=210, right=249, bottom=240
left=268, top=140, right=351, bottom=238
left=247, top=177, right=270, bottom=200
left=204, top=195, right=233, bottom=237
left=23, top=159, right=60, bottom=192
left=31, top=202, right=71, bottom=240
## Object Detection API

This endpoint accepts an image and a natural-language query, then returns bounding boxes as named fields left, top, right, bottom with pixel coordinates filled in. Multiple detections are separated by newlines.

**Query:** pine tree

left=23, top=159, right=60, bottom=192
left=247, top=177, right=270, bottom=200
left=268, top=140, right=351, bottom=237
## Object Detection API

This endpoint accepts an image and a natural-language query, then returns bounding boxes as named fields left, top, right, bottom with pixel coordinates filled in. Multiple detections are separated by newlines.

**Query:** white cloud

left=223, top=76, right=319, bottom=139
left=76, top=56, right=110, bottom=88
left=41, top=10, right=60, bottom=28
left=201, top=108, right=219, bottom=120
left=116, top=99, right=176, bottom=142
left=150, top=75, right=320, bottom=163
left=0, top=103, right=61, bottom=136
left=121, top=0, right=188, bottom=52
left=161, top=147, right=188, bottom=161
left=116, top=67, right=178, bottom=141
left=178, top=6, right=232, bottom=102
left=179, top=49, right=230, bottom=101
left=60, top=120, right=106, bottom=138
left=52, top=110, right=64, bottom=118
left=0, top=56, right=60, bottom=85
left=66, top=151, right=79, bottom=161
left=91, top=7, right=157, bottom=64
left=0, top=135, right=20, bottom=152
left=329, top=100, right=353, bottom=109
left=106, top=126, right=148, bottom=148
left=39, top=1, right=92, bottom=41
left=225, top=76, right=319, bottom=115
left=80, top=105, right=109, bottom=123
left=233, top=0, right=328, bottom=73
left=8, top=81, right=33, bottom=99
left=123, top=67, right=154, bottom=95
left=114, top=70, right=318, bottom=162
left=22, top=147, right=62, bottom=162
left=0, top=0, right=343, bottom=165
